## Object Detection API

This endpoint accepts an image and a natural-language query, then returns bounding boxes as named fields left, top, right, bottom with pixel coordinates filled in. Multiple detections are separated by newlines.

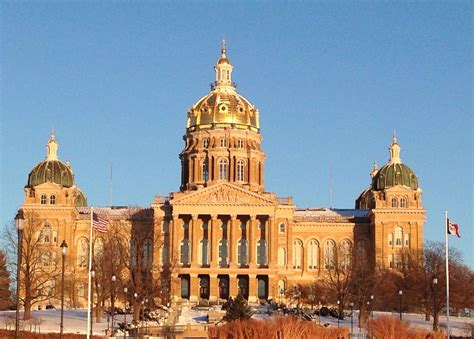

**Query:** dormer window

left=50, top=194, right=56, bottom=205
left=40, top=194, right=47, bottom=205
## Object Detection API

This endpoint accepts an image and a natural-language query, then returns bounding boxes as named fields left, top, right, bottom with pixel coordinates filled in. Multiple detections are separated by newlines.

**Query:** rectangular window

left=404, top=233, right=410, bottom=247
left=388, top=233, right=393, bottom=246
left=279, top=223, right=285, bottom=233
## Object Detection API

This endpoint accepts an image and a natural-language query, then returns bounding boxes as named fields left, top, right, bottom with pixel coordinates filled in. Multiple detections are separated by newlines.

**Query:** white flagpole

left=445, top=210, right=450, bottom=338
left=86, top=207, right=94, bottom=339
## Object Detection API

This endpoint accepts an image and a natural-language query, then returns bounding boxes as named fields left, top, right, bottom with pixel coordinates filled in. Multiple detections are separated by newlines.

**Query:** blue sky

left=1, top=2, right=472, bottom=267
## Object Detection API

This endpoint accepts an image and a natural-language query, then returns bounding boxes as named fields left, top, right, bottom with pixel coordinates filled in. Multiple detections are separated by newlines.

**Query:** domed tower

left=355, top=133, right=425, bottom=267
left=24, top=130, right=87, bottom=207
left=180, top=41, right=265, bottom=192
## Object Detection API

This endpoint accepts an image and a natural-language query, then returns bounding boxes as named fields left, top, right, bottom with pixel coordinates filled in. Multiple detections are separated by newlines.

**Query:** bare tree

left=4, top=212, right=60, bottom=319
left=0, top=250, right=12, bottom=310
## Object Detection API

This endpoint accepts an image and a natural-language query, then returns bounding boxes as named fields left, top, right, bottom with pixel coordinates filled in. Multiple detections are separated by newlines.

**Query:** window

left=219, top=158, right=228, bottom=180
left=94, top=237, right=104, bottom=257
left=181, top=276, right=190, bottom=299
left=278, top=280, right=286, bottom=296
left=340, top=239, right=352, bottom=269
left=218, top=239, right=228, bottom=267
left=391, top=197, right=398, bottom=208
left=161, top=246, right=169, bottom=264
left=404, top=233, right=410, bottom=247
left=43, top=253, right=50, bottom=266
left=308, top=239, right=319, bottom=269
left=43, top=224, right=51, bottom=243
left=279, top=223, right=285, bottom=233
left=357, top=240, right=367, bottom=259
left=389, top=254, right=394, bottom=268
left=49, top=194, right=56, bottom=205
left=237, top=139, right=244, bottom=148
left=201, top=159, right=209, bottom=181
left=52, top=230, right=57, bottom=244
left=77, top=237, right=88, bottom=267
left=143, top=238, right=152, bottom=269
left=395, top=254, right=402, bottom=268
left=236, top=159, right=245, bottom=181
left=395, top=227, right=402, bottom=246
left=324, top=240, right=336, bottom=269
left=200, top=238, right=209, bottom=265
left=278, top=247, right=286, bottom=266
left=292, top=239, right=303, bottom=269
left=180, top=239, right=190, bottom=265
left=400, top=197, right=408, bottom=208
left=237, top=239, right=248, bottom=266
left=40, top=194, right=47, bottom=205
left=203, top=138, right=209, bottom=148
left=388, top=233, right=393, bottom=246
left=257, top=239, right=267, bottom=266
left=220, top=138, right=227, bottom=147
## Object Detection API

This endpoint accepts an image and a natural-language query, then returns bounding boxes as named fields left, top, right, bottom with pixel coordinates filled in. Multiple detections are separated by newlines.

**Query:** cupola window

left=236, top=159, right=245, bottom=182
left=400, top=197, right=408, bottom=208
left=201, top=160, right=209, bottom=182
left=40, top=194, right=47, bottom=205
left=219, top=158, right=228, bottom=180
left=391, top=197, right=398, bottom=208
left=50, top=194, right=56, bottom=205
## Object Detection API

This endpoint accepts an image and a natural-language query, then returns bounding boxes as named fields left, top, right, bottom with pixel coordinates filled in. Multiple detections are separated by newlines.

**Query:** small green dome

left=372, top=162, right=418, bottom=191
left=75, top=189, right=88, bottom=207
left=27, top=160, right=74, bottom=188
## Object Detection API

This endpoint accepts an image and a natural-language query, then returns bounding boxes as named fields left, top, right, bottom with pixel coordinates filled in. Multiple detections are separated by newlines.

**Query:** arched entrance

left=257, top=275, right=268, bottom=300
left=199, top=275, right=210, bottom=300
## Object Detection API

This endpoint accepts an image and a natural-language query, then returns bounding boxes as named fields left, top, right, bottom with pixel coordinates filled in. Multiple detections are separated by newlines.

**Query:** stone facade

left=18, top=44, right=425, bottom=309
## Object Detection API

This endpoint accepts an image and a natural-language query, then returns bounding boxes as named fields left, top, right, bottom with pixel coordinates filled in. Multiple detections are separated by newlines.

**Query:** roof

left=77, top=206, right=152, bottom=221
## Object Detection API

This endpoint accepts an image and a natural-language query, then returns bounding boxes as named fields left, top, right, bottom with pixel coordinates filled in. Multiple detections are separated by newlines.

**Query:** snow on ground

left=1, top=308, right=472, bottom=337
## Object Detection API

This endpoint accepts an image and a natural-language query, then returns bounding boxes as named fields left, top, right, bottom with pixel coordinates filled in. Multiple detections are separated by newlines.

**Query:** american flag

left=92, top=212, right=109, bottom=233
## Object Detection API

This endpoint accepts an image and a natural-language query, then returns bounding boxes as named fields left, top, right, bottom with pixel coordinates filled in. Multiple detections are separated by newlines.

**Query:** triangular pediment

left=170, top=182, right=277, bottom=206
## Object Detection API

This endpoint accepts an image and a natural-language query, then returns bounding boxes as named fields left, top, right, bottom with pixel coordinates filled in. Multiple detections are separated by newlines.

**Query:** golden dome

left=186, top=41, right=260, bottom=133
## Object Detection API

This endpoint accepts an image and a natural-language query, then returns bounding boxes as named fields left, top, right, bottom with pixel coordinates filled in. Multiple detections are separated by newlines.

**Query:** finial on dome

left=221, top=38, right=227, bottom=58
left=389, top=132, right=401, bottom=164
left=46, top=130, right=59, bottom=161
left=370, top=160, right=379, bottom=178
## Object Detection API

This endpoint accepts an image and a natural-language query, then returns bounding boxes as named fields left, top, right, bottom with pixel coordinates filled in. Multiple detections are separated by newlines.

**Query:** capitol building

left=19, top=44, right=425, bottom=308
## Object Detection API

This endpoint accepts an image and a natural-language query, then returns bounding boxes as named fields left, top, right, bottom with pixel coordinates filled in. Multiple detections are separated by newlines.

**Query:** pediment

left=170, top=182, right=277, bottom=206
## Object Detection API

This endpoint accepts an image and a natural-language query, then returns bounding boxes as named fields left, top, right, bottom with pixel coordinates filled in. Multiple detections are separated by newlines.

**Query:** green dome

left=27, top=160, right=74, bottom=188
left=372, top=162, right=418, bottom=191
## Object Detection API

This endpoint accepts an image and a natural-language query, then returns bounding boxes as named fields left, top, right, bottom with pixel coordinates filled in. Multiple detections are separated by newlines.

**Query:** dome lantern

left=46, top=129, right=59, bottom=161
left=214, top=39, right=234, bottom=88
left=389, top=131, right=401, bottom=164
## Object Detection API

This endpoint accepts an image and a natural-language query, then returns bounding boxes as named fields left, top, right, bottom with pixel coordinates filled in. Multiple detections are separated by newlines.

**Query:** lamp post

left=144, top=298, right=149, bottom=336
left=433, top=278, right=438, bottom=331
left=90, top=269, right=95, bottom=338
left=14, top=210, right=24, bottom=339
left=111, top=275, right=116, bottom=336
left=123, top=287, right=128, bottom=338
left=59, top=240, right=68, bottom=338
left=141, top=300, right=145, bottom=336
left=350, top=302, right=354, bottom=337
left=134, top=292, right=139, bottom=335
left=398, top=290, right=403, bottom=320
left=370, top=295, right=374, bottom=320
left=337, top=300, right=340, bottom=328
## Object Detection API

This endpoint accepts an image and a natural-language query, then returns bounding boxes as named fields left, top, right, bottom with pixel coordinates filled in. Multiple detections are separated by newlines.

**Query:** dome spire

left=46, top=129, right=59, bottom=161
left=389, top=131, right=401, bottom=164
left=214, top=39, right=234, bottom=88
left=370, top=160, right=379, bottom=178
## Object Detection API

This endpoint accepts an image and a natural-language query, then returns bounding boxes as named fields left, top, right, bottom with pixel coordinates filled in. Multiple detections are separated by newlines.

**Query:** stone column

left=210, top=215, right=219, bottom=266
left=209, top=274, right=218, bottom=302
left=268, top=217, right=276, bottom=267
left=249, top=215, right=256, bottom=267
left=190, top=274, right=199, bottom=302
left=194, top=157, right=199, bottom=184
left=229, top=275, right=238, bottom=298
left=172, top=215, right=180, bottom=265
left=191, top=215, right=199, bottom=267
left=229, top=215, right=237, bottom=268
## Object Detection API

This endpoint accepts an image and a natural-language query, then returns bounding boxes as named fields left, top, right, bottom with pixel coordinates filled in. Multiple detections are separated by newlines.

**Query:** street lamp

left=90, top=269, right=95, bottom=338
left=370, top=295, right=374, bottom=320
left=144, top=298, right=149, bottom=336
left=123, top=287, right=128, bottom=338
left=398, top=290, right=403, bottom=320
left=141, top=299, right=145, bottom=335
left=337, top=300, right=340, bottom=328
left=433, top=278, right=438, bottom=331
left=134, top=292, right=139, bottom=335
left=111, top=275, right=116, bottom=336
left=350, top=302, right=354, bottom=336
left=15, top=210, right=24, bottom=339
left=60, top=240, right=68, bottom=339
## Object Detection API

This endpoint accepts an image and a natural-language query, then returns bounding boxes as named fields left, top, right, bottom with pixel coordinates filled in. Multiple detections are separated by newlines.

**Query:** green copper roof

left=27, top=160, right=74, bottom=188
left=372, top=162, right=418, bottom=191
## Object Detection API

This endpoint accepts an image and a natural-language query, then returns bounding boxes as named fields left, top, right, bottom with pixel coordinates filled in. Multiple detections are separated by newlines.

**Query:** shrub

left=223, top=293, right=252, bottom=322
left=367, top=316, right=445, bottom=339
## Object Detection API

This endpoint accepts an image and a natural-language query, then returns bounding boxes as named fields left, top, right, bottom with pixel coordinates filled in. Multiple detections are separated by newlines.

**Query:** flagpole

left=445, top=210, right=450, bottom=338
left=86, top=207, right=93, bottom=339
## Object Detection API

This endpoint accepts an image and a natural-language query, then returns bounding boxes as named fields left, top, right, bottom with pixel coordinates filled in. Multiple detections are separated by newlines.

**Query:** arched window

left=400, top=197, right=408, bottom=208
left=219, top=158, right=228, bottom=180
left=279, top=223, right=285, bottom=233
left=40, top=194, right=47, bottom=205
left=202, top=159, right=209, bottom=181
left=257, top=239, right=267, bottom=266
left=218, top=239, right=228, bottom=267
left=340, top=239, right=352, bottom=269
left=180, top=239, right=190, bottom=265
left=308, top=239, right=319, bottom=269
left=237, top=239, right=248, bottom=266
left=43, top=224, right=51, bottom=243
left=94, top=237, right=104, bottom=257
left=391, top=197, right=398, bottom=208
left=395, top=227, right=403, bottom=246
left=278, top=247, right=286, bottom=266
left=236, top=159, right=245, bottom=181
left=292, top=239, right=303, bottom=269
left=49, top=194, right=56, bottom=205
left=324, top=240, right=336, bottom=269
left=77, top=237, right=88, bottom=267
